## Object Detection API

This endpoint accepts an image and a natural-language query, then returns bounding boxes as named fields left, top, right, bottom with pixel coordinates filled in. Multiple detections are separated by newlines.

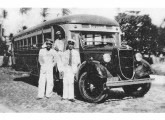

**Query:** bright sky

left=0, top=0, right=165, bottom=36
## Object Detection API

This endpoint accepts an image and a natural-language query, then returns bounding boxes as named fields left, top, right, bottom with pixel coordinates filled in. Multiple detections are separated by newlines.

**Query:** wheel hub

left=89, top=84, right=95, bottom=92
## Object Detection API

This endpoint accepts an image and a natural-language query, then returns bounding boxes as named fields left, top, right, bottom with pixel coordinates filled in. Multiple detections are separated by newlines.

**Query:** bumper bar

left=106, top=78, right=154, bottom=87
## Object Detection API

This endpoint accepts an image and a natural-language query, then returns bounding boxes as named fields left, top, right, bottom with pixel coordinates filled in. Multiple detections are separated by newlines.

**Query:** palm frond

left=2, top=9, right=8, bottom=19
left=19, top=8, right=32, bottom=15
left=62, top=8, right=71, bottom=16
left=40, top=8, right=49, bottom=18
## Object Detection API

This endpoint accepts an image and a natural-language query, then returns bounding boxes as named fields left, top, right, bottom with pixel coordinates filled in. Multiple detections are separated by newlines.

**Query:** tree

left=19, top=8, right=32, bottom=15
left=115, top=11, right=158, bottom=52
left=0, top=9, right=8, bottom=55
left=19, top=8, right=32, bottom=30
left=2, top=9, right=8, bottom=19
left=0, top=9, right=8, bottom=36
left=40, top=8, right=49, bottom=22
left=0, top=38, right=7, bottom=55
left=62, top=8, right=71, bottom=16
left=157, top=27, right=165, bottom=50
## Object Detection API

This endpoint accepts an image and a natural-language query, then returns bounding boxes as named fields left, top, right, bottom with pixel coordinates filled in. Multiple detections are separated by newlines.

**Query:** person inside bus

left=53, top=31, right=66, bottom=79
left=61, top=39, right=80, bottom=102
left=54, top=31, right=66, bottom=52
left=37, top=38, right=57, bottom=100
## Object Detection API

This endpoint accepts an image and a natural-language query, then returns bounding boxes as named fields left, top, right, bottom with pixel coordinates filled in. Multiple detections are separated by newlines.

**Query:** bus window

left=86, top=34, right=93, bottom=45
left=44, top=32, right=51, bottom=42
left=32, top=36, right=36, bottom=44
left=14, top=42, right=17, bottom=50
left=71, top=32, right=76, bottom=40
left=24, top=39, right=27, bottom=46
left=71, top=32, right=79, bottom=49
left=28, top=38, right=31, bottom=47
left=95, top=34, right=102, bottom=45
left=79, top=32, right=118, bottom=48
left=18, top=40, right=21, bottom=50
left=17, top=41, right=19, bottom=50
left=105, top=34, right=116, bottom=43
left=37, top=34, right=43, bottom=48
left=21, top=40, right=23, bottom=50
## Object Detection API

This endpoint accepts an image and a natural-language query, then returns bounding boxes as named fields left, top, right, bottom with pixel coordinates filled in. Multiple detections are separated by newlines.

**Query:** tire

left=78, top=72, right=107, bottom=103
left=123, top=76, right=151, bottom=97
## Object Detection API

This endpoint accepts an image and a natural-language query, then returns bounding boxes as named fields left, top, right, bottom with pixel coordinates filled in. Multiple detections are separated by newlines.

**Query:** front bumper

left=106, top=77, right=154, bottom=88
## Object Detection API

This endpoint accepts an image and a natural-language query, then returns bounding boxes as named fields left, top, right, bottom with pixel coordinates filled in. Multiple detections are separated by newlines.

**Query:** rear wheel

left=78, top=72, right=107, bottom=103
left=123, top=76, right=151, bottom=97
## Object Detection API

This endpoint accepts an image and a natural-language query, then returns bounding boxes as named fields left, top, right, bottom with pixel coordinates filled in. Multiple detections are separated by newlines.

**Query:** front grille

left=118, top=49, right=134, bottom=79
left=119, top=50, right=133, bottom=57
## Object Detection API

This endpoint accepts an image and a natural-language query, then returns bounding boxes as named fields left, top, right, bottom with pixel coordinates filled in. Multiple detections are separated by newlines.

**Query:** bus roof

left=14, top=14, right=119, bottom=38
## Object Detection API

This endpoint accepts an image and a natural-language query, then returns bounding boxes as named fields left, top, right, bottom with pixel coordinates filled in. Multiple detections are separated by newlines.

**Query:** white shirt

left=39, top=48, right=57, bottom=66
left=53, top=39, right=65, bottom=52
left=62, top=49, right=81, bottom=74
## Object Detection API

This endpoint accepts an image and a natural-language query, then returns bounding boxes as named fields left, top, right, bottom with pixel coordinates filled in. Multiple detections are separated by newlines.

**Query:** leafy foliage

left=2, top=9, right=8, bottom=19
left=19, top=8, right=32, bottom=15
left=62, top=8, right=71, bottom=16
left=0, top=38, right=7, bottom=55
left=158, top=27, right=165, bottom=50
left=115, top=11, right=159, bottom=53
left=40, top=8, right=49, bottom=22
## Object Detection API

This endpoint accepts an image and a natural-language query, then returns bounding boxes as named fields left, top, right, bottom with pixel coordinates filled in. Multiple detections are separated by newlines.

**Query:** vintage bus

left=11, top=14, right=154, bottom=103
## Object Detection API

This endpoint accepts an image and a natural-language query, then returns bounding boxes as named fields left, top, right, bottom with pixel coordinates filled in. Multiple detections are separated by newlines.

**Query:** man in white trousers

left=53, top=31, right=66, bottom=79
left=62, top=39, right=80, bottom=102
left=37, top=38, right=57, bottom=100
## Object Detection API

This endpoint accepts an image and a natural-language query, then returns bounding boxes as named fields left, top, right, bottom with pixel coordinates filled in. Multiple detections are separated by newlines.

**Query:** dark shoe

left=36, top=97, right=43, bottom=100
left=61, top=98, right=67, bottom=101
left=46, top=97, right=50, bottom=99
left=69, top=99, right=75, bottom=102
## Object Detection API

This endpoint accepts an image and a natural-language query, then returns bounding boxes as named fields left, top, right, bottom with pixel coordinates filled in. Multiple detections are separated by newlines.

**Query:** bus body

left=12, top=14, right=153, bottom=103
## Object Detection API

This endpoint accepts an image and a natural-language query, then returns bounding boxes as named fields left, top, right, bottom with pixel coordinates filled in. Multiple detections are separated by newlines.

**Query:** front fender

left=134, top=59, right=152, bottom=79
left=76, top=60, right=110, bottom=81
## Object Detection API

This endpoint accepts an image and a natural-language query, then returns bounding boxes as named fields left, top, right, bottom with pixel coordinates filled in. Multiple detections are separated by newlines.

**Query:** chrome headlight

left=103, top=54, right=111, bottom=62
left=135, top=53, right=142, bottom=61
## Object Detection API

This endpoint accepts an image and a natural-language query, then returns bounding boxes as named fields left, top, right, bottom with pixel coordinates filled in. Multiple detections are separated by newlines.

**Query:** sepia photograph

left=0, top=0, right=165, bottom=117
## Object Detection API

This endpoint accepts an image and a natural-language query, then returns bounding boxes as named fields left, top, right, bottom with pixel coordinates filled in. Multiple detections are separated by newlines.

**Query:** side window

left=44, top=32, right=51, bottom=41
left=20, top=40, right=23, bottom=50
left=71, top=32, right=79, bottom=49
left=18, top=40, right=21, bottom=50
left=24, top=39, right=27, bottom=46
left=95, top=34, right=102, bottom=45
left=14, top=41, right=17, bottom=50
left=32, top=36, right=36, bottom=45
left=37, top=34, right=43, bottom=48
left=28, top=38, right=31, bottom=47
left=17, top=41, right=19, bottom=50
left=86, top=34, right=93, bottom=45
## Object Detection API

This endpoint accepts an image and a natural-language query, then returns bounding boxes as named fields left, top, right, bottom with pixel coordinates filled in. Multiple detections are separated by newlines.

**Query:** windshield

left=79, top=32, right=118, bottom=48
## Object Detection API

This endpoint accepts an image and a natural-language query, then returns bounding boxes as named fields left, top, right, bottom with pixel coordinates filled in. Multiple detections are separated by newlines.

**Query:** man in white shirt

left=37, top=38, right=57, bottom=100
left=53, top=31, right=66, bottom=78
left=61, top=39, right=81, bottom=102
left=54, top=31, right=65, bottom=52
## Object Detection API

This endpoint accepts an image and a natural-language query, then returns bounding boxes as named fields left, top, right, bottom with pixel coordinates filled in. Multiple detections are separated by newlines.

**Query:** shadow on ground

left=13, top=76, right=131, bottom=103
left=14, top=76, right=39, bottom=87
left=13, top=76, right=63, bottom=97
left=106, top=89, right=129, bottom=101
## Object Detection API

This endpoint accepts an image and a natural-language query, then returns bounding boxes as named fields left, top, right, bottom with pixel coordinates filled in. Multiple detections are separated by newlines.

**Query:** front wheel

left=123, top=76, right=151, bottom=97
left=78, top=72, right=107, bottom=103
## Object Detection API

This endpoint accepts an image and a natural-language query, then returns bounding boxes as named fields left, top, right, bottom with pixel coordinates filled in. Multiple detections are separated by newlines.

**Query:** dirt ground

left=0, top=67, right=165, bottom=113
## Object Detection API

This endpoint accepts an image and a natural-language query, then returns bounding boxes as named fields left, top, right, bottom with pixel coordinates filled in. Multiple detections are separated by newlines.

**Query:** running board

left=106, top=78, right=154, bottom=87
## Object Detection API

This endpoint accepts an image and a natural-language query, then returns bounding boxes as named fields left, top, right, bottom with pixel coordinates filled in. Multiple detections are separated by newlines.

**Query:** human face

left=46, top=42, right=52, bottom=50
left=68, top=42, right=74, bottom=50
left=57, top=34, right=62, bottom=39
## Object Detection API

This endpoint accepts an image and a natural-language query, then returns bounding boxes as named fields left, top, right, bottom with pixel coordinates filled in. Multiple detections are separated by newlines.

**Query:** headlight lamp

left=103, top=54, right=111, bottom=62
left=135, top=53, right=142, bottom=61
